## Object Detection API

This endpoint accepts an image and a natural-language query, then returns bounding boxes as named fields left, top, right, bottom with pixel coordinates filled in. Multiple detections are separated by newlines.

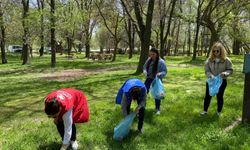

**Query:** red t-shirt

left=45, top=88, right=89, bottom=123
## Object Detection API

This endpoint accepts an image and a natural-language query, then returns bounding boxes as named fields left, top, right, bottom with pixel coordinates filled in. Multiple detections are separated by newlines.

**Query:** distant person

left=200, top=42, right=233, bottom=117
left=116, top=78, right=147, bottom=133
left=44, top=88, right=89, bottom=150
left=143, top=48, right=167, bottom=115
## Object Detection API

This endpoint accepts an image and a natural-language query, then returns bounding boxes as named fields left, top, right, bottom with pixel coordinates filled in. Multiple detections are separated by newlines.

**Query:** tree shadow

left=37, top=141, right=61, bottom=150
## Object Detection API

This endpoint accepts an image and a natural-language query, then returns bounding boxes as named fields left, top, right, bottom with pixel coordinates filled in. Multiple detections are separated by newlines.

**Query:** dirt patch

left=41, top=66, right=136, bottom=82
left=42, top=69, right=91, bottom=81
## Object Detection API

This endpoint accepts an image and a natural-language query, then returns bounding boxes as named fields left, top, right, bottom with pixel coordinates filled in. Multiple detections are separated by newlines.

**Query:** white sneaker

left=156, top=110, right=161, bottom=115
left=217, top=111, right=221, bottom=117
left=139, top=127, right=144, bottom=134
left=200, top=111, right=207, bottom=116
left=71, top=141, right=78, bottom=150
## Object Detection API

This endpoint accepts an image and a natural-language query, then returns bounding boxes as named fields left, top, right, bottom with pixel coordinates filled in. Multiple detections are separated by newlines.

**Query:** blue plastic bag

left=150, top=76, right=166, bottom=99
left=113, top=112, right=136, bottom=141
left=207, top=75, right=222, bottom=96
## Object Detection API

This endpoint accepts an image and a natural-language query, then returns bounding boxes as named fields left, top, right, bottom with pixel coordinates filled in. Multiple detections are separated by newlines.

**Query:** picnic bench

left=89, top=53, right=113, bottom=61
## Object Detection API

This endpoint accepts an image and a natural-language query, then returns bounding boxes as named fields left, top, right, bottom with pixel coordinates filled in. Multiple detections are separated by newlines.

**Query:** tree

left=0, top=1, right=7, bottom=64
left=21, top=0, right=30, bottom=65
left=75, top=0, right=96, bottom=58
left=37, top=0, right=45, bottom=56
left=192, top=0, right=203, bottom=60
left=200, top=0, right=250, bottom=54
left=49, top=0, right=56, bottom=67
left=96, top=0, right=125, bottom=61
left=121, top=0, right=155, bottom=74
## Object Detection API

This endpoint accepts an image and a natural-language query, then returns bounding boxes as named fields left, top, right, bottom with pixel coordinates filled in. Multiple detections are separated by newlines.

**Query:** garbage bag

left=113, top=112, right=136, bottom=141
left=150, top=76, right=166, bottom=99
left=207, top=75, right=222, bottom=96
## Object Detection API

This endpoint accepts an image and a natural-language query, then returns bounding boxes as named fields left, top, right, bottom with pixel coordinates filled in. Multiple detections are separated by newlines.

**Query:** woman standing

left=200, top=42, right=233, bottom=116
left=143, top=48, right=167, bottom=115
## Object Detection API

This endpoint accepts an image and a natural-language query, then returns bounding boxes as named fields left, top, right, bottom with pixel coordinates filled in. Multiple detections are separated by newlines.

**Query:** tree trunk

left=233, top=39, right=240, bottom=55
left=174, top=19, right=181, bottom=56
left=50, top=0, right=56, bottom=67
left=127, top=18, right=134, bottom=59
left=0, top=2, right=7, bottom=64
left=134, top=0, right=155, bottom=74
left=166, top=19, right=176, bottom=56
left=160, top=0, right=177, bottom=58
left=38, top=0, right=44, bottom=56
left=85, top=42, right=90, bottom=58
left=192, top=0, right=202, bottom=60
left=21, top=0, right=30, bottom=65
left=112, top=39, right=119, bottom=62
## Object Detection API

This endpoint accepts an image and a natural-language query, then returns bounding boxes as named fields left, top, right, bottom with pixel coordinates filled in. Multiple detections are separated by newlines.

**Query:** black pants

left=126, top=102, right=145, bottom=131
left=203, top=79, right=227, bottom=112
left=56, top=120, right=76, bottom=141
left=144, top=78, right=161, bottom=110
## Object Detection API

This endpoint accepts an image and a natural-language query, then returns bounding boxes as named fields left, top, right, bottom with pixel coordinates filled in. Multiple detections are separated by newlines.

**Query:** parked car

left=44, top=47, right=51, bottom=54
left=8, top=45, right=22, bottom=53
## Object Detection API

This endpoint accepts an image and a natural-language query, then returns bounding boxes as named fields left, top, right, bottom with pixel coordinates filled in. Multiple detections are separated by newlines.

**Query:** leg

left=56, top=120, right=64, bottom=141
left=126, top=105, right=131, bottom=115
left=144, top=78, right=154, bottom=94
left=138, top=107, right=145, bottom=131
left=70, top=124, right=76, bottom=141
left=155, top=99, right=161, bottom=111
left=204, top=82, right=212, bottom=112
left=216, top=79, right=227, bottom=113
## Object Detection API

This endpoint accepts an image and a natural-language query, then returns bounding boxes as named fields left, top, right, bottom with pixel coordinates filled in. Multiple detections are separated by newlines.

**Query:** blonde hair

left=208, top=42, right=227, bottom=61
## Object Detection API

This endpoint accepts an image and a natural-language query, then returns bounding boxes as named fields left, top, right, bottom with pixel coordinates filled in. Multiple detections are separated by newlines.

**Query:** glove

left=60, top=144, right=69, bottom=150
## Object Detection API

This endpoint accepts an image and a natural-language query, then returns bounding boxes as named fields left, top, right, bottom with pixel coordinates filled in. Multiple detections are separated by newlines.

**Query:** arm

left=121, top=93, right=128, bottom=116
left=157, top=59, right=167, bottom=78
left=221, top=58, right=233, bottom=77
left=204, top=60, right=213, bottom=78
left=62, top=109, right=73, bottom=145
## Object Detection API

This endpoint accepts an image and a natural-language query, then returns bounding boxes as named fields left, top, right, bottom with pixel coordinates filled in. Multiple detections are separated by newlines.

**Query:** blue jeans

left=144, top=78, right=161, bottom=111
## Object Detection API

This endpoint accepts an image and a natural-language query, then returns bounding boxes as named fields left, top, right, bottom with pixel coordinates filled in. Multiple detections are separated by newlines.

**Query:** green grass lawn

left=0, top=53, right=248, bottom=150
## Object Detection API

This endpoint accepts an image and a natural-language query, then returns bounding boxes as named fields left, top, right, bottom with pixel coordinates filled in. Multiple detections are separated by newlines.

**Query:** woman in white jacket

left=200, top=42, right=233, bottom=117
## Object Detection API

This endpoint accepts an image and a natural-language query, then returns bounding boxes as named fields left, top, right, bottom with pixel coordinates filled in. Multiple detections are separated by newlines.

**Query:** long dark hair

left=146, top=47, right=159, bottom=76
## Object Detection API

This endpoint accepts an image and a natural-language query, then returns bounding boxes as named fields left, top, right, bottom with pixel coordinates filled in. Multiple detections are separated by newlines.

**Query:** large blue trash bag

left=207, top=75, right=222, bottom=96
left=113, top=112, right=136, bottom=141
left=150, top=76, right=166, bottom=99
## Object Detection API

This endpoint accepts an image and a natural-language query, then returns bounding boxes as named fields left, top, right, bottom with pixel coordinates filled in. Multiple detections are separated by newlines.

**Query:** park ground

left=0, top=53, right=249, bottom=150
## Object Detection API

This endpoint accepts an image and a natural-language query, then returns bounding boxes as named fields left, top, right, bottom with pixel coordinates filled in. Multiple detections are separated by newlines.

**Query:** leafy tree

left=121, top=0, right=155, bottom=74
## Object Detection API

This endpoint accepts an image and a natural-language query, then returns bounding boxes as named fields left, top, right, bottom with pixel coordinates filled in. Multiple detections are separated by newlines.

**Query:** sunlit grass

left=0, top=53, right=249, bottom=149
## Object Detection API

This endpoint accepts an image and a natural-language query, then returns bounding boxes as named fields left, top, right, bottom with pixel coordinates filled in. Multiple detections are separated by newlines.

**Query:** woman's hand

left=156, top=72, right=161, bottom=77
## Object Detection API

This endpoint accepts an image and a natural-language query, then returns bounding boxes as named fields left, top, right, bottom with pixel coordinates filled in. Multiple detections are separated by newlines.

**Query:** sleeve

left=222, top=58, right=233, bottom=77
left=204, top=60, right=213, bottom=78
left=158, top=59, right=167, bottom=78
left=121, top=93, right=128, bottom=116
left=62, top=109, right=73, bottom=145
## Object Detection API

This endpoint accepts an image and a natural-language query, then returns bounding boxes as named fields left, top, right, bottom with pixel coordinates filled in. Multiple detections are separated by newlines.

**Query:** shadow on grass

left=37, top=141, right=61, bottom=150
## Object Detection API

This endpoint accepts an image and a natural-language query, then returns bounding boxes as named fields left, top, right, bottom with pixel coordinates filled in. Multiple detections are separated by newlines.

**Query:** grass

left=0, top=53, right=249, bottom=150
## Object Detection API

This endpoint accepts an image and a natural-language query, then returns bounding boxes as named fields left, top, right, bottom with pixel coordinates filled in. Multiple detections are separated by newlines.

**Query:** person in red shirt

left=44, top=88, right=89, bottom=150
